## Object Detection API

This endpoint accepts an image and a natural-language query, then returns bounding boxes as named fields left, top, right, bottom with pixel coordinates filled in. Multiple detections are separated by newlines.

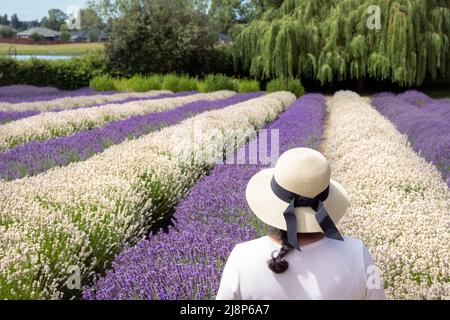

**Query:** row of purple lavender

left=83, top=93, right=326, bottom=300
left=0, top=91, right=193, bottom=124
left=372, top=91, right=450, bottom=187
left=0, top=93, right=262, bottom=180
left=0, top=110, right=40, bottom=125
left=0, top=85, right=108, bottom=103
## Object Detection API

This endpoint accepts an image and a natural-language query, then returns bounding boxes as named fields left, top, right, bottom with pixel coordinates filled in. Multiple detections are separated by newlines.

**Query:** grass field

left=0, top=42, right=104, bottom=56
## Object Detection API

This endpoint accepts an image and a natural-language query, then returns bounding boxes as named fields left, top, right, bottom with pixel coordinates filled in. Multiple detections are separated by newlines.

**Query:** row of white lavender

left=0, top=91, right=296, bottom=299
left=0, top=91, right=234, bottom=152
left=0, top=90, right=172, bottom=112
left=324, top=91, right=449, bottom=299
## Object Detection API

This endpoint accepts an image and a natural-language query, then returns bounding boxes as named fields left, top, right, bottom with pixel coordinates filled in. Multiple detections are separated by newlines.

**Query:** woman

left=216, top=148, right=386, bottom=300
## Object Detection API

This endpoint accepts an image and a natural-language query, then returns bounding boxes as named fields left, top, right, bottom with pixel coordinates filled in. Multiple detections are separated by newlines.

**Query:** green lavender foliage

left=234, top=0, right=450, bottom=86
left=89, top=75, right=116, bottom=91
left=202, top=74, right=238, bottom=92
left=266, top=78, right=305, bottom=97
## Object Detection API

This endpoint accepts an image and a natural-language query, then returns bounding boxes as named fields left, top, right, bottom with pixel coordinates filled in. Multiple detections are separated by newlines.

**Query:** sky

left=0, top=0, right=89, bottom=21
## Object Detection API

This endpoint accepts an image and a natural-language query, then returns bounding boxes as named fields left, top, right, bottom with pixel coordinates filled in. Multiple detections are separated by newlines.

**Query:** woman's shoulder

left=332, top=235, right=366, bottom=253
left=341, top=235, right=365, bottom=247
left=230, top=236, right=272, bottom=256
left=226, top=236, right=274, bottom=267
left=230, top=235, right=366, bottom=255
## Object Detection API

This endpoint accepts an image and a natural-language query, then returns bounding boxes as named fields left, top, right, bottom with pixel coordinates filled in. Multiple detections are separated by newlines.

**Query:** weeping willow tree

left=234, top=0, right=450, bottom=86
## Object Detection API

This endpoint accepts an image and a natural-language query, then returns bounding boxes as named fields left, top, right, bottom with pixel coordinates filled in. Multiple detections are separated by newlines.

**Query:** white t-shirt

left=216, top=236, right=386, bottom=300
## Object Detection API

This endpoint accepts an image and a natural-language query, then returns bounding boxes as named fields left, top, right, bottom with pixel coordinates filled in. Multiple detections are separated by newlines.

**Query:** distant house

left=217, top=33, right=231, bottom=45
left=99, top=30, right=110, bottom=42
left=69, top=29, right=110, bottom=42
left=16, top=27, right=60, bottom=40
left=0, top=24, right=16, bottom=32
left=70, top=29, right=92, bottom=41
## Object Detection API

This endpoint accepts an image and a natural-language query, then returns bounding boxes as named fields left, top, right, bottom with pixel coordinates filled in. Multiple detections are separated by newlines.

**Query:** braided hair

left=267, top=228, right=293, bottom=274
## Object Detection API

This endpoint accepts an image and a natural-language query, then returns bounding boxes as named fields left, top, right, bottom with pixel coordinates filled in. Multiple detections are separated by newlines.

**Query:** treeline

left=92, top=0, right=450, bottom=87
left=234, top=0, right=450, bottom=86
left=89, top=73, right=304, bottom=96
left=1, top=0, right=449, bottom=89
left=0, top=7, right=104, bottom=34
left=92, top=0, right=269, bottom=77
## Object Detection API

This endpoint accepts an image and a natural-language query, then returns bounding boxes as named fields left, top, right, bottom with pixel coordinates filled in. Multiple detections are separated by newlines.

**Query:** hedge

left=0, top=52, right=107, bottom=90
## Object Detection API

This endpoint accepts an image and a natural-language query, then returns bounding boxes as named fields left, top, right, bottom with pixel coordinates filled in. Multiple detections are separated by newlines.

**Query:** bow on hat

left=270, top=176, right=344, bottom=250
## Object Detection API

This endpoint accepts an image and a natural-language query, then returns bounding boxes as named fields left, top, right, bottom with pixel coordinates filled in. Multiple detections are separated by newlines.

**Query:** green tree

left=40, top=17, right=49, bottom=28
left=30, top=32, right=42, bottom=42
left=87, top=0, right=118, bottom=23
left=89, top=32, right=99, bottom=42
left=234, top=0, right=450, bottom=86
left=105, top=0, right=217, bottom=76
left=10, top=14, right=21, bottom=30
left=91, top=0, right=265, bottom=35
left=0, top=27, right=14, bottom=38
left=209, top=0, right=243, bottom=33
left=81, top=8, right=103, bottom=30
left=41, top=9, right=68, bottom=31
left=60, top=23, right=71, bottom=42
left=60, top=31, right=71, bottom=42
left=60, top=23, right=69, bottom=32
left=208, top=0, right=267, bottom=34
left=0, top=14, right=9, bottom=25
left=189, top=0, right=210, bottom=14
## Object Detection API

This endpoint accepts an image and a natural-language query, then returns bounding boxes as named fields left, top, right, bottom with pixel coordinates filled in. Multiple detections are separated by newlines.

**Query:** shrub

left=126, top=75, right=162, bottom=92
left=90, top=75, right=116, bottom=91
left=112, top=78, right=128, bottom=91
left=89, top=32, right=99, bottom=42
left=0, top=51, right=108, bottom=90
left=30, top=32, right=42, bottom=42
left=197, top=81, right=206, bottom=93
left=266, top=78, right=305, bottom=97
left=107, top=75, right=163, bottom=92
left=202, top=74, right=238, bottom=92
left=60, top=31, right=71, bottom=42
left=106, top=0, right=216, bottom=76
left=162, top=74, right=198, bottom=92
left=198, top=46, right=235, bottom=77
left=236, top=79, right=260, bottom=93
left=0, top=27, right=15, bottom=38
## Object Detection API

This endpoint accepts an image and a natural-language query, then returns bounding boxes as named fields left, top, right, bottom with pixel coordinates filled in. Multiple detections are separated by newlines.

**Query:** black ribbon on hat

left=270, top=176, right=344, bottom=251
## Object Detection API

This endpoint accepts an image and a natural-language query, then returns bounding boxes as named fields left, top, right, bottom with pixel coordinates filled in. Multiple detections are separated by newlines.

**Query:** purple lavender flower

left=0, top=91, right=194, bottom=124
left=52, top=91, right=194, bottom=112
left=0, top=85, right=109, bottom=103
left=0, top=110, right=41, bottom=125
left=373, top=92, right=450, bottom=187
left=0, top=93, right=262, bottom=180
left=397, top=90, right=433, bottom=107
left=83, top=94, right=326, bottom=300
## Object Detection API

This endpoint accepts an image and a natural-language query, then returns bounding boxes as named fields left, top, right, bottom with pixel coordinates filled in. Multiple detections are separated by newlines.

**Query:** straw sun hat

left=245, top=148, right=350, bottom=250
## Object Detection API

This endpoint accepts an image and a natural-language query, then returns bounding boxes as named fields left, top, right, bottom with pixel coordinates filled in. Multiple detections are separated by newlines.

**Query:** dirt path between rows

left=319, top=96, right=333, bottom=154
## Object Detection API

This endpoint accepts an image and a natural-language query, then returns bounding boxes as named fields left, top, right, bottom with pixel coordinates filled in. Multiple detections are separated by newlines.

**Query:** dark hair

left=267, top=228, right=293, bottom=274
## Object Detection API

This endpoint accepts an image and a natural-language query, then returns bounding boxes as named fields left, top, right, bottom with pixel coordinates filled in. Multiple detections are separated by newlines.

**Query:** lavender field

left=372, top=91, right=450, bottom=187
left=0, top=86, right=448, bottom=300
left=0, top=85, right=100, bottom=103
left=83, top=94, right=326, bottom=300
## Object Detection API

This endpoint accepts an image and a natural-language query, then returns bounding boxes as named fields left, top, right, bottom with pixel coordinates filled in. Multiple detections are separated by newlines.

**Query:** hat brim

left=245, top=168, right=350, bottom=233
